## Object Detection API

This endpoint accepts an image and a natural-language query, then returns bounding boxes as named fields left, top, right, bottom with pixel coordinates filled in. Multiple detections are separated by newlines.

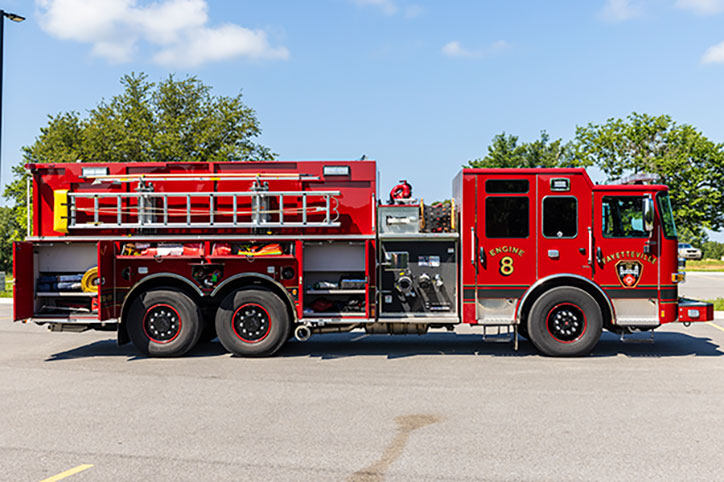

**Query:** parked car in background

left=678, top=243, right=702, bottom=260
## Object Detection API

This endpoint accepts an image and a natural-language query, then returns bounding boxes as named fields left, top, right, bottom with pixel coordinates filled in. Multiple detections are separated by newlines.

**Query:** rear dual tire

left=127, top=289, right=203, bottom=357
left=215, top=288, right=291, bottom=357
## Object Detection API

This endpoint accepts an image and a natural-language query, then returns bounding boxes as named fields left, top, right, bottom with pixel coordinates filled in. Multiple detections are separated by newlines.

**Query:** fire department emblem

left=615, top=260, right=642, bottom=288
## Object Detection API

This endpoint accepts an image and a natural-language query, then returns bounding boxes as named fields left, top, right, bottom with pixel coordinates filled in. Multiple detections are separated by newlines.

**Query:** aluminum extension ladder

left=66, top=184, right=342, bottom=229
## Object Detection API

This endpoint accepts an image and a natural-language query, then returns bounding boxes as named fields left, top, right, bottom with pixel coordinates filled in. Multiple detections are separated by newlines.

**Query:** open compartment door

left=13, top=241, right=34, bottom=321
left=98, top=241, right=117, bottom=321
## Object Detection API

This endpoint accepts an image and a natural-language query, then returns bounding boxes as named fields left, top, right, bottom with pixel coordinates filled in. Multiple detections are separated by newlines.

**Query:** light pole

left=0, top=10, right=25, bottom=184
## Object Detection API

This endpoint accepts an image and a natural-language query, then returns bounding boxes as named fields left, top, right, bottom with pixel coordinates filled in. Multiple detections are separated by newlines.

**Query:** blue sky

left=3, top=0, right=724, bottom=237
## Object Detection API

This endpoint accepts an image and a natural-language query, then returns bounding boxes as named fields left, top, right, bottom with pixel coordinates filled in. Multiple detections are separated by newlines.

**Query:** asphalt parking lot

left=679, top=271, right=724, bottom=300
left=2, top=279, right=724, bottom=481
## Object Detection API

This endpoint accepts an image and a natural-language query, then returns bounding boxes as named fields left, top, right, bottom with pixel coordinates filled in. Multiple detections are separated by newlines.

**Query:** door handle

left=479, top=246, right=486, bottom=267
left=470, top=227, right=476, bottom=265
left=596, top=247, right=603, bottom=265
left=587, top=227, right=593, bottom=266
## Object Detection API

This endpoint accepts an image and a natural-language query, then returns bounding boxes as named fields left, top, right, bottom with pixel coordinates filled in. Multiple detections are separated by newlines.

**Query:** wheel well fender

left=210, top=273, right=298, bottom=324
left=516, top=274, right=614, bottom=328
left=117, top=273, right=204, bottom=346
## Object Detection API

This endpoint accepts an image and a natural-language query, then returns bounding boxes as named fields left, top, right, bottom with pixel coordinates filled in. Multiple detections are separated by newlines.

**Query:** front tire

left=528, top=286, right=602, bottom=357
left=127, top=289, right=203, bottom=357
left=215, top=288, right=291, bottom=357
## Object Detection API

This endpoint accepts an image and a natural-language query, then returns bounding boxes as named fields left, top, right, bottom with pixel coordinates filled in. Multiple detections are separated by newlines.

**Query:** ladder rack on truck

left=13, top=159, right=714, bottom=359
left=64, top=189, right=342, bottom=230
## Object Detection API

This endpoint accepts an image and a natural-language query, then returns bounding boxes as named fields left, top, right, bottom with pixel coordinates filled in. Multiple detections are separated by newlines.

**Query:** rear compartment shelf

left=305, top=289, right=365, bottom=295
left=302, top=241, right=367, bottom=317
left=36, top=292, right=97, bottom=297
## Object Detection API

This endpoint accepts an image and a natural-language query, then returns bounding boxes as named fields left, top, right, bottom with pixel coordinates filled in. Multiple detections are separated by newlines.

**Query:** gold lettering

left=487, top=246, right=526, bottom=257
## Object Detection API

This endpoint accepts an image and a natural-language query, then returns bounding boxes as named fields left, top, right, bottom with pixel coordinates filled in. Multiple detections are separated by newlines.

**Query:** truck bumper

left=678, top=298, right=714, bottom=322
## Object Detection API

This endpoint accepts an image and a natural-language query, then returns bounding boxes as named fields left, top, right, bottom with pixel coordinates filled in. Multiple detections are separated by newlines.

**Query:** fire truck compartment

left=302, top=241, right=369, bottom=318
left=379, top=241, right=457, bottom=316
left=378, top=205, right=421, bottom=234
left=23, top=242, right=99, bottom=320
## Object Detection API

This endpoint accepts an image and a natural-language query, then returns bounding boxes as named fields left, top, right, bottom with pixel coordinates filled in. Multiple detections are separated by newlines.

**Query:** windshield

left=657, top=192, right=677, bottom=239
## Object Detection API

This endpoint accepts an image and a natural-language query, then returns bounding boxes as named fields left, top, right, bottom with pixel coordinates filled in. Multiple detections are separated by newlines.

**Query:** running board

left=620, top=329, right=655, bottom=344
left=481, top=324, right=519, bottom=350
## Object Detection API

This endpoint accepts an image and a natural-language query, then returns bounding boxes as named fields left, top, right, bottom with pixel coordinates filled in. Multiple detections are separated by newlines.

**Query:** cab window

left=602, top=196, right=648, bottom=238
left=656, top=192, right=677, bottom=239
left=543, top=196, right=577, bottom=238
left=486, top=197, right=529, bottom=238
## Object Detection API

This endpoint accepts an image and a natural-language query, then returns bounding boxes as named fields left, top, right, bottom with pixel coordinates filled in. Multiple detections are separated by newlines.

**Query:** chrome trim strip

left=28, top=234, right=375, bottom=242
left=127, top=272, right=204, bottom=298
left=515, top=273, right=616, bottom=323
left=301, top=318, right=375, bottom=324
left=210, top=272, right=298, bottom=321
left=119, top=273, right=205, bottom=327
left=378, top=233, right=459, bottom=240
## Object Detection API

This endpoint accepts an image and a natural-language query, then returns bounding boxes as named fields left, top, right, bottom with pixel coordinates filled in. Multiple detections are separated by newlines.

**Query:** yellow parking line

left=40, top=464, right=93, bottom=482
left=707, top=322, right=724, bottom=333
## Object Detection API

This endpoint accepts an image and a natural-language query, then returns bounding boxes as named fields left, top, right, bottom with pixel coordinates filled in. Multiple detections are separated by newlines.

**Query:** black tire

left=215, top=288, right=291, bottom=357
left=527, top=286, right=602, bottom=357
left=127, top=289, right=203, bottom=357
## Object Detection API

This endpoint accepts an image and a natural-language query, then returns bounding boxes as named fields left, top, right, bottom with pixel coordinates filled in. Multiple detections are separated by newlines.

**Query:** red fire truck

left=13, top=160, right=713, bottom=357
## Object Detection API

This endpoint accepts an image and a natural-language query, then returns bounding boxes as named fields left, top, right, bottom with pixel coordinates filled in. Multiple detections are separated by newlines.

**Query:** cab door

left=474, top=175, right=537, bottom=323
left=592, top=192, right=659, bottom=325
left=537, top=174, right=592, bottom=279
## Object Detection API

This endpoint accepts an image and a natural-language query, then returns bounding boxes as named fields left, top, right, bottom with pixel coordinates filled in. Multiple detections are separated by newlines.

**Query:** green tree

left=468, top=131, right=573, bottom=168
left=572, top=113, right=724, bottom=242
left=701, top=240, right=724, bottom=260
left=4, top=72, right=275, bottom=235
left=0, top=206, right=20, bottom=273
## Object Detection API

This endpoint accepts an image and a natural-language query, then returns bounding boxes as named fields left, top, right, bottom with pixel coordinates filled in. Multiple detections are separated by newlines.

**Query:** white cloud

left=352, top=0, right=422, bottom=17
left=353, top=0, right=398, bottom=15
left=675, top=0, right=724, bottom=14
left=599, top=0, right=642, bottom=22
left=702, top=41, right=724, bottom=63
left=36, top=0, right=289, bottom=66
left=441, top=41, right=467, bottom=58
left=154, top=25, right=289, bottom=67
left=441, top=40, right=509, bottom=59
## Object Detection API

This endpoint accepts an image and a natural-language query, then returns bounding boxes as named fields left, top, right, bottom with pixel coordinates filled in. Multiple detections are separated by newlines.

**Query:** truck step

left=619, top=329, right=655, bottom=344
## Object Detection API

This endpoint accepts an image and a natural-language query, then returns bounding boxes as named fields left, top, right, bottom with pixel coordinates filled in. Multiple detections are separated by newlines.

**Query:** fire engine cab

left=13, top=160, right=713, bottom=357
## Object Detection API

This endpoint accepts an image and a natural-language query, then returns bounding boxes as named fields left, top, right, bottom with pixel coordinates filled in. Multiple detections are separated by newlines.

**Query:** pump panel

left=379, top=241, right=457, bottom=315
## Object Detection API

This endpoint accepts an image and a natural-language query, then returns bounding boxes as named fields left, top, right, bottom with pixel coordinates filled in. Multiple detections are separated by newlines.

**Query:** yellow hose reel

left=81, top=267, right=99, bottom=293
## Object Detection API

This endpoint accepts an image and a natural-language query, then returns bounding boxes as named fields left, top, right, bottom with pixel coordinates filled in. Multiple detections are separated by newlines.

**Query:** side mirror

left=643, top=197, right=654, bottom=233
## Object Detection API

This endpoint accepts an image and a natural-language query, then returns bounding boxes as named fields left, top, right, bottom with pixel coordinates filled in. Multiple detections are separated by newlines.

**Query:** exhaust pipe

left=294, top=323, right=361, bottom=342
left=294, top=324, right=312, bottom=342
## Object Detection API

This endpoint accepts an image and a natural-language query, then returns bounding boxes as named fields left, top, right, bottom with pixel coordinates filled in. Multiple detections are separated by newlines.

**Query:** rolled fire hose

left=81, top=266, right=99, bottom=293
